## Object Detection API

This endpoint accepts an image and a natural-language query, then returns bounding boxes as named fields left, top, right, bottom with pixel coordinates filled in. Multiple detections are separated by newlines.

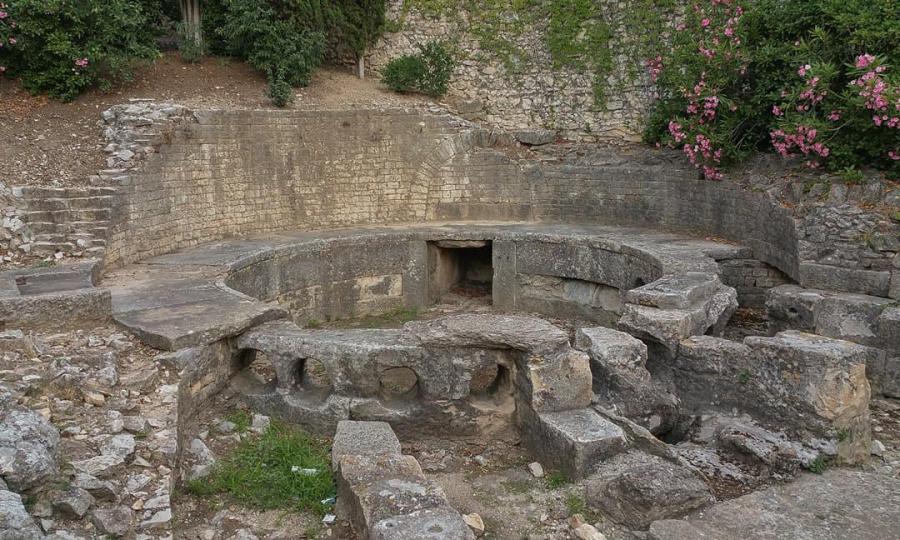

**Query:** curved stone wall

left=103, top=108, right=804, bottom=290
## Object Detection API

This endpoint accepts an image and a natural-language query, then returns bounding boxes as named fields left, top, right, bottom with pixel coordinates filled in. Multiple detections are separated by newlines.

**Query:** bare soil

left=0, top=53, right=428, bottom=187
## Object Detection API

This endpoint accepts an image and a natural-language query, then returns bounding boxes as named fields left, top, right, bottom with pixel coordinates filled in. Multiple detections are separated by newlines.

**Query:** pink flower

left=7, top=37, right=15, bottom=45
left=772, top=105, right=783, bottom=116
left=855, top=54, right=876, bottom=69
left=0, top=11, right=7, bottom=19
left=827, top=110, right=841, bottom=121
left=888, top=151, right=900, bottom=161
left=798, top=64, right=811, bottom=77
left=74, top=57, right=89, bottom=68
left=701, top=18, right=711, bottom=28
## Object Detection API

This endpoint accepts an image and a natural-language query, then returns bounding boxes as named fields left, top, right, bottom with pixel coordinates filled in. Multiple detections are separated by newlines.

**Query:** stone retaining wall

left=102, top=108, right=811, bottom=288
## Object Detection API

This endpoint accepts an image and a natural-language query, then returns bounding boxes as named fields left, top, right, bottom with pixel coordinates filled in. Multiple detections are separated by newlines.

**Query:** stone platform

left=103, top=222, right=748, bottom=351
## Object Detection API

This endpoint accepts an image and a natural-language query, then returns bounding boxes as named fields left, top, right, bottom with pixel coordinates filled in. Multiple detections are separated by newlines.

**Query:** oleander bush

left=644, top=0, right=900, bottom=180
left=0, top=0, right=158, bottom=100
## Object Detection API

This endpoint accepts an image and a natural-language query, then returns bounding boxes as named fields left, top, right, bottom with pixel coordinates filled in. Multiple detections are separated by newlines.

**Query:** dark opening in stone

left=237, top=349, right=277, bottom=386
left=380, top=366, right=419, bottom=398
left=427, top=240, right=493, bottom=304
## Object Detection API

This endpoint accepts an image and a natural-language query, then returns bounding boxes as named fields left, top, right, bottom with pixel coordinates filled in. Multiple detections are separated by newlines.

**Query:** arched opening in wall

left=427, top=240, right=493, bottom=306
left=469, top=351, right=516, bottom=415
left=236, top=349, right=277, bottom=387
left=379, top=367, right=419, bottom=401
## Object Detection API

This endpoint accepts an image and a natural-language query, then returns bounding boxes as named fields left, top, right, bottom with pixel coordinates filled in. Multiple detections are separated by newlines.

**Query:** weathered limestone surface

left=619, top=273, right=738, bottom=357
left=332, top=420, right=473, bottom=540
left=0, top=261, right=110, bottom=330
left=671, top=332, right=873, bottom=462
left=649, top=469, right=900, bottom=540
left=0, top=387, right=60, bottom=492
left=107, top=223, right=749, bottom=353
left=584, top=452, right=714, bottom=530
left=575, top=327, right=679, bottom=433
left=0, top=489, right=44, bottom=539
left=767, top=284, right=899, bottom=396
left=517, top=407, right=628, bottom=480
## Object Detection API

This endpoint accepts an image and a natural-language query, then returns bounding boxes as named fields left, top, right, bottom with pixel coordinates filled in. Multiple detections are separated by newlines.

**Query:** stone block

left=575, top=326, right=648, bottom=373
left=332, top=420, right=402, bottom=469
left=518, top=407, right=628, bottom=479
left=619, top=284, right=737, bottom=357
left=625, top=272, right=720, bottom=310
left=585, top=461, right=713, bottom=530
left=517, top=350, right=593, bottom=412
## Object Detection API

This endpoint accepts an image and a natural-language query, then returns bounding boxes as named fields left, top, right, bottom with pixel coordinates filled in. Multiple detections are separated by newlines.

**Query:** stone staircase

left=17, top=186, right=115, bottom=258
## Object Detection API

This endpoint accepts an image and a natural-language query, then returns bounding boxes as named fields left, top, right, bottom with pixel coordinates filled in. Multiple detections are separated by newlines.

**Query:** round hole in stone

left=379, top=367, right=418, bottom=397
left=470, top=363, right=500, bottom=394
left=300, top=358, right=331, bottom=390
left=471, top=363, right=512, bottom=396
left=237, top=350, right=277, bottom=385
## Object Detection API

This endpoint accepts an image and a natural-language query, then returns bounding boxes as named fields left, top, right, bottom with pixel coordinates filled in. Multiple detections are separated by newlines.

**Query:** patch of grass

left=565, top=493, right=587, bottom=515
left=836, top=428, right=850, bottom=442
left=305, top=318, right=323, bottom=329
left=226, top=410, right=252, bottom=434
left=808, top=454, right=828, bottom=474
left=188, top=421, right=334, bottom=514
left=545, top=471, right=569, bottom=489
left=345, top=307, right=420, bottom=328
left=737, top=369, right=751, bottom=385
left=502, top=478, right=533, bottom=494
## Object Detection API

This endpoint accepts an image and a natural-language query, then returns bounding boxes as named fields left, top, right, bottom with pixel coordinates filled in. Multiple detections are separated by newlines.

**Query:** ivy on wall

left=396, top=0, right=676, bottom=108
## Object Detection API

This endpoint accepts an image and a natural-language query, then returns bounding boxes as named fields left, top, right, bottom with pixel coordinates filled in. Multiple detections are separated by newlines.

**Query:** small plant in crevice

left=187, top=421, right=334, bottom=513
left=807, top=454, right=829, bottom=474
left=382, top=40, right=455, bottom=98
left=225, top=410, right=252, bottom=433
left=545, top=471, right=569, bottom=489
left=738, top=369, right=751, bottom=385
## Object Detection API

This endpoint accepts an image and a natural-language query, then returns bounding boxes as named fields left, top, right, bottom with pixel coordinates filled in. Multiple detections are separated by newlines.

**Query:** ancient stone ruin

left=0, top=102, right=897, bottom=539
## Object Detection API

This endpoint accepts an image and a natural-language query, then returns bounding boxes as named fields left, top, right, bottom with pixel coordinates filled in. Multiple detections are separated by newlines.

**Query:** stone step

left=26, top=196, right=114, bottom=212
left=30, top=241, right=77, bottom=255
left=16, top=186, right=116, bottom=199
left=26, top=221, right=109, bottom=236
left=23, top=208, right=112, bottom=224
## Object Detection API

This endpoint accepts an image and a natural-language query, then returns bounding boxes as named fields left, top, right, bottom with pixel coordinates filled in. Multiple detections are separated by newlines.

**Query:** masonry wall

left=104, top=108, right=806, bottom=295
left=366, top=1, right=658, bottom=141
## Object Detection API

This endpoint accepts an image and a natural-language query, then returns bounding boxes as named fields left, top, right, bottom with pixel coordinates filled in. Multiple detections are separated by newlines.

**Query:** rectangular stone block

left=518, top=406, right=628, bottom=479
left=331, top=420, right=402, bottom=469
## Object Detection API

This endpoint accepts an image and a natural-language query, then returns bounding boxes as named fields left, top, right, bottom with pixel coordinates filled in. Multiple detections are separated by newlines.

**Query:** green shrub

left=0, top=0, right=158, bottom=101
left=267, top=69, right=294, bottom=107
left=382, top=54, right=426, bottom=93
left=645, top=0, right=900, bottom=179
left=217, top=0, right=325, bottom=104
left=382, top=40, right=454, bottom=97
left=177, top=21, right=205, bottom=63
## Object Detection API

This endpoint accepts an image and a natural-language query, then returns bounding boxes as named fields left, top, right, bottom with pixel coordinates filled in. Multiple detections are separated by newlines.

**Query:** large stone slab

left=518, top=407, right=628, bottom=479
left=333, top=421, right=473, bottom=540
left=649, top=469, right=900, bottom=540
left=619, top=276, right=737, bottom=357
left=575, top=326, right=679, bottom=432
left=115, top=291, right=287, bottom=351
left=585, top=455, right=714, bottom=530
left=332, top=421, right=402, bottom=470
left=404, top=314, right=570, bottom=356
